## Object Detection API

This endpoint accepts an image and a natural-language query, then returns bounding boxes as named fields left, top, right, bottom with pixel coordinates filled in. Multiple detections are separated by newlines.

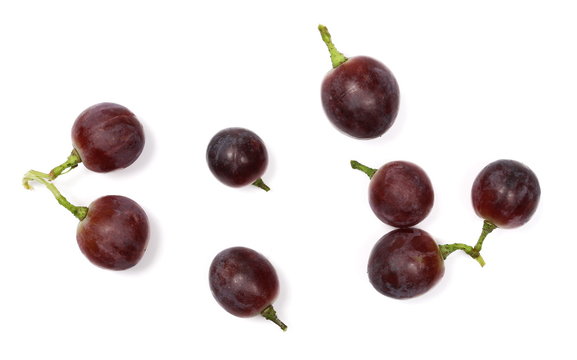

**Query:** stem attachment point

left=260, top=304, right=287, bottom=331
left=49, top=149, right=82, bottom=180
left=252, top=178, right=270, bottom=192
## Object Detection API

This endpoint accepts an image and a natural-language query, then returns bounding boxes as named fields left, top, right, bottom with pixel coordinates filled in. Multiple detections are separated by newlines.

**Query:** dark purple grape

left=206, top=127, right=269, bottom=191
left=353, top=160, right=434, bottom=228
left=77, top=195, right=149, bottom=270
left=72, top=102, right=145, bottom=173
left=472, top=159, right=540, bottom=228
left=369, top=161, right=434, bottom=228
left=319, top=25, right=399, bottom=139
left=368, top=228, right=445, bottom=299
left=209, top=246, right=286, bottom=331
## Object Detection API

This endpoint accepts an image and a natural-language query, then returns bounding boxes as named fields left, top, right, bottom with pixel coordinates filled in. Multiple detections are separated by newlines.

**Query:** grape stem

left=474, top=220, right=498, bottom=254
left=22, top=170, right=88, bottom=221
left=439, top=243, right=486, bottom=267
left=318, top=24, right=348, bottom=69
left=350, top=160, right=377, bottom=179
left=260, top=304, right=287, bottom=331
left=252, top=178, right=270, bottom=192
left=22, top=149, right=83, bottom=186
left=49, top=149, right=82, bottom=180
left=438, top=220, right=498, bottom=267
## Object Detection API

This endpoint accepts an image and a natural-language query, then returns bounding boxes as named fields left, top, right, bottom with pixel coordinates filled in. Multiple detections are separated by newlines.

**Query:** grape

left=368, top=228, right=445, bottom=299
left=23, top=102, right=145, bottom=185
left=472, top=159, right=540, bottom=228
left=206, top=127, right=270, bottom=191
left=209, top=246, right=287, bottom=331
left=22, top=170, right=149, bottom=270
left=77, top=195, right=149, bottom=270
left=72, top=102, right=145, bottom=173
left=319, top=25, right=399, bottom=139
left=440, top=160, right=540, bottom=266
left=352, top=160, right=434, bottom=228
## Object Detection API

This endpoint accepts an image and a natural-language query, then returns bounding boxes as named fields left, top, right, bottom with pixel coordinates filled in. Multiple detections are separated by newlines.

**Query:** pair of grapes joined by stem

left=366, top=159, right=540, bottom=299
left=351, top=159, right=440, bottom=298
left=209, top=247, right=287, bottom=331
left=23, top=102, right=149, bottom=270
left=319, top=25, right=400, bottom=139
left=206, top=127, right=270, bottom=192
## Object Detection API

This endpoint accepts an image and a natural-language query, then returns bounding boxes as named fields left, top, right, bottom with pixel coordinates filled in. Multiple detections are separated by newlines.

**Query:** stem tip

left=261, top=305, right=287, bottom=331
left=252, top=178, right=270, bottom=192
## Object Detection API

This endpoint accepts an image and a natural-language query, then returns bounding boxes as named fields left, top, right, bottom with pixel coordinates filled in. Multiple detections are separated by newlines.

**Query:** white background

left=1, top=1, right=575, bottom=359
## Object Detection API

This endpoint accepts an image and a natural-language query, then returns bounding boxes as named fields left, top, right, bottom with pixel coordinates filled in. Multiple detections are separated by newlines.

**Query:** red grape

left=206, top=127, right=270, bottom=191
left=352, top=160, right=434, bottom=228
left=319, top=25, right=399, bottom=139
left=368, top=228, right=444, bottom=299
left=209, top=246, right=286, bottom=330
left=72, top=102, right=145, bottom=173
left=77, top=195, right=149, bottom=270
left=472, top=159, right=540, bottom=228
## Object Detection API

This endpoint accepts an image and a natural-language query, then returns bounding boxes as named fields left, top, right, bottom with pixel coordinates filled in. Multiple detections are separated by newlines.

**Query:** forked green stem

left=22, top=170, right=88, bottom=221
left=318, top=24, right=348, bottom=68
left=48, top=149, right=82, bottom=180
left=438, top=220, right=498, bottom=267
left=260, top=304, right=287, bottom=331
left=22, top=149, right=83, bottom=186
left=439, top=243, right=486, bottom=267
left=252, top=178, right=271, bottom=192
left=351, top=160, right=377, bottom=179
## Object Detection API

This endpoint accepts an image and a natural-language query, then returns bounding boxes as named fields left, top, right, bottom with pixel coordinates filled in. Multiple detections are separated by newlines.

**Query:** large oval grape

left=209, top=247, right=279, bottom=317
left=321, top=56, right=400, bottom=139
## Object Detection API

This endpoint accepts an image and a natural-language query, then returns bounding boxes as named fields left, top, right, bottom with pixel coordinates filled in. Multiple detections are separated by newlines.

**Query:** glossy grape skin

left=369, top=161, right=434, bottom=228
left=321, top=56, right=400, bottom=139
left=209, top=247, right=279, bottom=318
left=368, top=228, right=445, bottom=299
left=206, top=128, right=268, bottom=187
left=71, top=102, right=145, bottom=173
left=77, top=195, right=149, bottom=270
left=472, top=159, right=540, bottom=228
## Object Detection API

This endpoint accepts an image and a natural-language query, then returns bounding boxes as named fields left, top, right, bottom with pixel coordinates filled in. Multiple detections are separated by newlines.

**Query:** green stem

left=350, top=160, right=377, bottom=179
left=22, top=169, right=51, bottom=190
left=318, top=24, right=348, bottom=68
left=474, top=220, right=498, bottom=254
left=48, top=148, right=82, bottom=180
left=438, top=220, right=498, bottom=267
left=439, top=243, right=486, bottom=267
left=22, top=170, right=88, bottom=221
left=252, top=178, right=271, bottom=192
left=260, top=304, right=287, bottom=331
